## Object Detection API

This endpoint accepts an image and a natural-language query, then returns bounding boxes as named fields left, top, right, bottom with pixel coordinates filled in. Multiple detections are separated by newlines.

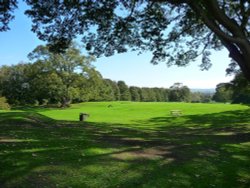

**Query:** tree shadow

left=0, top=109, right=250, bottom=187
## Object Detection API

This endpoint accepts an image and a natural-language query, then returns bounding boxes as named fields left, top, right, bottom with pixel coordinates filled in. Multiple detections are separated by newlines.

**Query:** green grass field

left=1, top=102, right=250, bottom=187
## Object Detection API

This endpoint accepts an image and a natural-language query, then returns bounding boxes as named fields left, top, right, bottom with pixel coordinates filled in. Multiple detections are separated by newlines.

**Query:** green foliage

left=191, top=92, right=213, bottom=103
left=105, top=79, right=120, bottom=101
left=214, top=72, right=250, bottom=104
left=0, top=59, right=211, bottom=105
left=140, top=87, right=157, bottom=102
left=117, top=81, right=131, bottom=101
left=28, top=43, right=96, bottom=107
left=213, top=83, right=233, bottom=103
left=0, top=0, right=17, bottom=31
left=0, top=41, right=212, bottom=106
left=129, top=86, right=141, bottom=102
left=230, top=73, right=250, bottom=104
left=0, top=63, right=34, bottom=105
left=4, top=0, right=246, bottom=80
left=0, top=97, right=10, bottom=110
left=169, top=83, right=191, bottom=102
left=153, top=88, right=169, bottom=102
left=0, top=44, right=104, bottom=106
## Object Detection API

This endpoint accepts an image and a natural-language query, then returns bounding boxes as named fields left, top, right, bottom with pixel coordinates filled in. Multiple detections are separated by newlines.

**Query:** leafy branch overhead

left=1, top=1, right=250, bottom=80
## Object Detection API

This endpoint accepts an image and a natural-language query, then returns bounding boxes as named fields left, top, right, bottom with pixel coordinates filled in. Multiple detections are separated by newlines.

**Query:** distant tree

left=213, top=83, right=233, bottom=103
left=190, top=92, right=202, bottom=103
left=230, top=72, right=250, bottom=104
left=212, top=72, right=250, bottom=104
left=140, top=87, right=157, bottom=102
left=148, top=88, right=157, bottom=102
left=112, top=81, right=121, bottom=101
left=152, top=88, right=169, bottom=102
left=30, top=71, right=67, bottom=105
left=28, top=44, right=94, bottom=107
left=153, top=88, right=163, bottom=102
left=190, top=92, right=213, bottom=103
left=140, top=88, right=150, bottom=102
left=78, top=68, right=104, bottom=102
left=105, top=79, right=120, bottom=101
left=200, top=93, right=213, bottom=103
left=0, top=63, right=34, bottom=105
left=99, top=79, right=117, bottom=101
left=129, top=86, right=141, bottom=102
left=117, top=81, right=131, bottom=101
left=169, top=83, right=191, bottom=102
left=163, top=88, right=170, bottom=102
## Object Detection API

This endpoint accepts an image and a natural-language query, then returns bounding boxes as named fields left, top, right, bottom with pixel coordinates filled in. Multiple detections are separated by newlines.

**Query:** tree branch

left=188, top=2, right=246, bottom=45
left=240, top=1, right=250, bottom=33
left=203, top=0, right=244, bottom=37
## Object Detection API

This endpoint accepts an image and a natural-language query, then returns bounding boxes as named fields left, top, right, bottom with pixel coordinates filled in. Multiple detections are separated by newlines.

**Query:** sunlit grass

left=0, top=102, right=250, bottom=187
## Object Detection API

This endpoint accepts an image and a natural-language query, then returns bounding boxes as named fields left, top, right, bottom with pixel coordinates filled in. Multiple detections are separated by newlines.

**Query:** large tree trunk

left=224, top=41, right=250, bottom=81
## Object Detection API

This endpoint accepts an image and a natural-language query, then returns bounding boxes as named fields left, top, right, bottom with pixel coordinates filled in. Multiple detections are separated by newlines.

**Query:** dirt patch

left=112, top=146, right=174, bottom=160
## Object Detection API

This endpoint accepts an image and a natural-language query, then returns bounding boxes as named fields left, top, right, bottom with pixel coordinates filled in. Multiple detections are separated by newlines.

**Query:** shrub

left=0, top=97, right=10, bottom=110
left=42, top=99, right=49, bottom=106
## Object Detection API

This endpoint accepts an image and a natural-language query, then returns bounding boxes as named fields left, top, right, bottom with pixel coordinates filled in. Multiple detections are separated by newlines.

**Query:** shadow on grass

left=0, top=109, right=250, bottom=187
left=146, top=109, right=250, bottom=126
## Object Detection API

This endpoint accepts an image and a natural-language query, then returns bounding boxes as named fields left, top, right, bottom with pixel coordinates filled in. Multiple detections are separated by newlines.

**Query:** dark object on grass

left=79, top=113, right=89, bottom=121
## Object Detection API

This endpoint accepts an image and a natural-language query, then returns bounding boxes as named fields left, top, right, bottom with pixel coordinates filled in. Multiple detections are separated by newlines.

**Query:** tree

left=213, top=83, right=233, bottom=103
left=153, top=87, right=169, bottom=102
left=190, top=92, right=202, bottom=103
left=98, top=79, right=116, bottom=101
left=129, top=86, right=141, bottom=101
left=230, top=72, right=250, bottom=104
left=107, top=80, right=121, bottom=101
left=0, top=96, right=10, bottom=110
left=0, top=43, right=110, bottom=106
left=169, top=83, right=191, bottom=102
left=30, top=71, right=67, bottom=105
left=0, top=65, right=9, bottom=96
left=140, top=87, right=158, bottom=102
left=28, top=43, right=95, bottom=107
left=212, top=72, right=250, bottom=104
left=1, top=1, right=249, bottom=80
left=84, top=69, right=106, bottom=101
left=117, top=81, right=131, bottom=101
left=0, top=63, right=34, bottom=105
left=0, top=0, right=17, bottom=32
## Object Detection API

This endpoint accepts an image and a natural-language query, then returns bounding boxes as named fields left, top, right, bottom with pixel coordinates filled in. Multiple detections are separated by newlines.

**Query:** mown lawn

left=0, top=102, right=250, bottom=187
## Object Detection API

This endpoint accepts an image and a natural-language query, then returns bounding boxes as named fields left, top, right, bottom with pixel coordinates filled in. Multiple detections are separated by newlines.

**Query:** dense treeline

left=0, top=44, right=213, bottom=108
left=213, top=72, right=250, bottom=104
left=0, top=44, right=110, bottom=107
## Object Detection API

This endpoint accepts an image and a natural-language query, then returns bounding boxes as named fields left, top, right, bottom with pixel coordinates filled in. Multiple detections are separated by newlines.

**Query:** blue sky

left=0, top=2, right=234, bottom=89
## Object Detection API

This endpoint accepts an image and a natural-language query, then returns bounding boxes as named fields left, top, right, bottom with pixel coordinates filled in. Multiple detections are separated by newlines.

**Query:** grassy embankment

left=0, top=102, right=250, bottom=187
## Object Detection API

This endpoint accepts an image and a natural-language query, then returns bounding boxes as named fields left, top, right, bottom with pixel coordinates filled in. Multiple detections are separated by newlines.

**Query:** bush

left=33, top=100, right=40, bottom=106
left=0, top=97, right=10, bottom=110
left=42, top=99, right=49, bottom=106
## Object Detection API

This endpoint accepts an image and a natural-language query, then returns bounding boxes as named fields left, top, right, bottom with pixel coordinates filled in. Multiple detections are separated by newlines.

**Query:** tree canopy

left=0, top=0, right=250, bottom=80
left=0, top=41, right=212, bottom=106
left=213, top=72, right=250, bottom=104
left=1, top=0, right=250, bottom=81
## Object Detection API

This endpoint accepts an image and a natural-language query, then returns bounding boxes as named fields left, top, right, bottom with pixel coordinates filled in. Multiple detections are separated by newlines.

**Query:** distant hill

left=190, top=88, right=215, bottom=94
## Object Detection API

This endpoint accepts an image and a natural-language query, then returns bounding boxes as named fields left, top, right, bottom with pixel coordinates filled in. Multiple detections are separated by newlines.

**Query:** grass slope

left=0, top=102, right=250, bottom=187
